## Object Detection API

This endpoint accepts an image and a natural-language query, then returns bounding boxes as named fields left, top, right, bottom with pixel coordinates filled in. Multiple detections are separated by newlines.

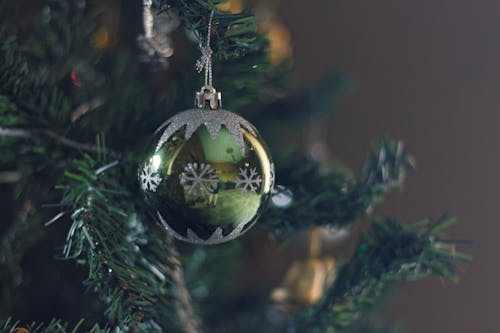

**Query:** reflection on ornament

left=271, top=185, right=293, bottom=208
left=216, top=0, right=244, bottom=14
left=151, top=154, right=162, bottom=171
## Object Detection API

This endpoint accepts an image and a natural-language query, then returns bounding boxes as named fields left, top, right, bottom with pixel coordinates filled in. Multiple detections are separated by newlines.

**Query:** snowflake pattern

left=234, top=167, right=262, bottom=193
left=179, top=163, right=219, bottom=196
left=140, top=165, right=162, bottom=192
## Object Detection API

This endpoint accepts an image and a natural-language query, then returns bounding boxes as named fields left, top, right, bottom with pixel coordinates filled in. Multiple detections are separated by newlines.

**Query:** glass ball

left=139, top=109, right=274, bottom=244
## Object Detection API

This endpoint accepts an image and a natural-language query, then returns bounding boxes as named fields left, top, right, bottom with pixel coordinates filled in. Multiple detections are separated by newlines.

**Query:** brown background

left=282, top=0, right=498, bottom=332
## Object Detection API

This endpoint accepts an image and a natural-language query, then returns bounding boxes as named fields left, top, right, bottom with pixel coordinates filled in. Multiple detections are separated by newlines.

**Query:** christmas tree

left=0, top=1, right=469, bottom=332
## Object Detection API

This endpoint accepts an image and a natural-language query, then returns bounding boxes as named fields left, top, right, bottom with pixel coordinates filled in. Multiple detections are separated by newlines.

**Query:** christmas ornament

left=271, top=229, right=336, bottom=309
left=137, top=0, right=179, bottom=69
left=13, top=328, right=29, bottom=333
left=254, top=0, right=292, bottom=64
left=139, top=11, right=274, bottom=245
left=270, top=185, right=293, bottom=208
left=90, top=2, right=120, bottom=50
left=216, top=0, right=244, bottom=14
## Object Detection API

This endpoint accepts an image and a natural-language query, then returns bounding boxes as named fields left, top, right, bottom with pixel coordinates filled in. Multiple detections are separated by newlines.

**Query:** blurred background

left=1, top=0, right=496, bottom=332
left=282, top=0, right=497, bottom=332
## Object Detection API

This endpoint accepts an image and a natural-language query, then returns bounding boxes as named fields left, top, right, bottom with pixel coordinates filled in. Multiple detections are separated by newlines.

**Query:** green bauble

left=139, top=108, right=274, bottom=244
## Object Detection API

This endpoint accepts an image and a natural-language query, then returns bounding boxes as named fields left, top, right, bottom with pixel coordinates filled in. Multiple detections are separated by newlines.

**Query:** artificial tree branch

left=0, top=126, right=115, bottom=155
left=293, top=217, right=470, bottom=332
left=165, top=234, right=201, bottom=333
left=71, top=97, right=105, bottom=123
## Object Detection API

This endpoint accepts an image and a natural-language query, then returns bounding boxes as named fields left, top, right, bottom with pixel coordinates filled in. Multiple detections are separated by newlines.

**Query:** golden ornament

left=265, top=22, right=292, bottom=65
left=271, top=229, right=336, bottom=309
left=90, top=26, right=111, bottom=49
left=139, top=89, right=274, bottom=245
left=13, top=328, right=29, bottom=333
left=271, top=256, right=336, bottom=309
left=216, top=0, right=244, bottom=14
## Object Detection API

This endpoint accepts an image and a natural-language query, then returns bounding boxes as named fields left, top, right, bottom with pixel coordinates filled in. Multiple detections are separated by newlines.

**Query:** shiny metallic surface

left=140, top=109, right=274, bottom=244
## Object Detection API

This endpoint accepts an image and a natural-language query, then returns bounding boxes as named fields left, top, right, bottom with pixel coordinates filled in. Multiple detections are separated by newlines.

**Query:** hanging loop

left=195, top=86, right=222, bottom=110
left=194, top=10, right=222, bottom=110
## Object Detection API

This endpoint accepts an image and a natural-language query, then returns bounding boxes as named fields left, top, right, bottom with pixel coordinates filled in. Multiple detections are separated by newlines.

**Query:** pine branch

left=0, top=32, right=103, bottom=168
left=348, top=322, right=399, bottom=333
left=157, top=0, right=281, bottom=113
left=182, top=241, right=246, bottom=332
left=166, top=234, right=202, bottom=333
left=254, top=69, right=347, bottom=122
left=264, top=137, right=414, bottom=239
left=0, top=1, right=105, bottom=157
left=16, top=0, right=100, bottom=80
left=0, top=318, right=108, bottom=333
left=0, top=127, right=106, bottom=154
left=0, top=199, right=45, bottom=314
left=161, top=0, right=263, bottom=60
left=361, top=137, right=415, bottom=203
left=53, top=155, right=181, bottom=331
left=292, top=217, right=471, bottom=332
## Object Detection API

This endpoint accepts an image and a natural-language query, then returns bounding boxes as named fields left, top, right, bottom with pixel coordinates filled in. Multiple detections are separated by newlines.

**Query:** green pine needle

left=293, top=217, right=470, bottom=332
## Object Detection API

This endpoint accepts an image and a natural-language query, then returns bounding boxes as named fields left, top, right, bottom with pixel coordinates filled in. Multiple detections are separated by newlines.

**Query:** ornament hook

left=195, top=86, right=222, bottom=109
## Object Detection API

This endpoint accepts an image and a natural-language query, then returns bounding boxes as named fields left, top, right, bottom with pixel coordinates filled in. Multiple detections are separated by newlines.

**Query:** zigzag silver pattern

left=157, top=211, right=253, bottom=245
left=154, top=109, right=257, bottom=154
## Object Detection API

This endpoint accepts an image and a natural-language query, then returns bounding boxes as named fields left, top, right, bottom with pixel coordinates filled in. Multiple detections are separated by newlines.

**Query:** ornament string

left=196, top=10, right=215, bottom=89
